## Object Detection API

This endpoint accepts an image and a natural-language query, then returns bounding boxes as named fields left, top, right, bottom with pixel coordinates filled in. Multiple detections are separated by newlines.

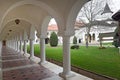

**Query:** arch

left=0, top=0, right=64, bottom=35
left=40, top=16, right=52, bottom=38
left=66, top=0, right=89, bottom=36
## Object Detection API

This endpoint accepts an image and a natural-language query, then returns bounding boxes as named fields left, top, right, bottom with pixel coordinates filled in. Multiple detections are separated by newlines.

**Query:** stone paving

left=1, top=47, right=56, bottom=80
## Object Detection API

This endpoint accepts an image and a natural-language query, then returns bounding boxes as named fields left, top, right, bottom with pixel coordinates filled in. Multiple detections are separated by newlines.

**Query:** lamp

left=15, top=19, right=20, bottom=24
left=9, top=30, right=12, bottom=32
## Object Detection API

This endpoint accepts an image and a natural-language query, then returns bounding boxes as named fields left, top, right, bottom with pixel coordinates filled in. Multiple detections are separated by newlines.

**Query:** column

left=19, top=32, right=23, bottom=53
left=12, top=39, right=14, bottom=49
left=59, top=35, right=74, bottom=78
left=23, top=29, right=28, bottom=55
left=20, top=40, right=23, bottom=53
left=16, top=40, right=19, bottom=52
left=39, top=37, right=46, bottom=64
left=15, top=37, right=17, bottom=51
left=23, top=40, right=27, bottom=55
left=29, top=39, right=34, bottom=59
left=16, top=35, right=20, bottom=52
left=29, top=26, right=35, bottom=60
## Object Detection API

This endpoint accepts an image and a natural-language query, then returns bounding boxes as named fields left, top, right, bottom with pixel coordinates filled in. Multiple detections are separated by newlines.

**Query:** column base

left=29, top=56, right=35, bottom=60
left=16, top=50, right=20, bottom=52
left=59, top=72, right=75, bottom=79
left=23, top=53, right=27, bottom=55
left=38, top=61, right=47, bottom=65
left=20, top=51, right=24, bottom=54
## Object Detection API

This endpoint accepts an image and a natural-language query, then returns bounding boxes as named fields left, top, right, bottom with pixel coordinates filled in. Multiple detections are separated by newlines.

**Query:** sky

left=109, top=0, right=120, bottom=13
left=49, top=18, right=56, bottom=25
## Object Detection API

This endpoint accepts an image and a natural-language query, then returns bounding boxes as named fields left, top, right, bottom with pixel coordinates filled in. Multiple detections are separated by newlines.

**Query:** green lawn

left=27, top=44, right=120, bottom=80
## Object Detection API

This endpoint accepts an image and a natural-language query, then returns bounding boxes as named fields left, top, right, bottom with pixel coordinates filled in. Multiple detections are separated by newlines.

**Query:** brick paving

left=1, top=47, right=56, bottom=80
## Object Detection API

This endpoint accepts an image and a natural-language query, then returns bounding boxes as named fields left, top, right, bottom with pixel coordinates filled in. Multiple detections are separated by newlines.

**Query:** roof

left=75, top=21, right=85, bottom=28
left=48, top=24, right=58, bottom=31
left=48, top=22, right=85, bottom=31
left=112, top=10, right=120, bottom=21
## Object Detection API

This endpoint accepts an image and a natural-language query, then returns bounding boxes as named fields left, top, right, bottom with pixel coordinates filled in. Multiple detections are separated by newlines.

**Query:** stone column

left=59, top=35, right=74, bottom=79
left=23, top=29, right=28, bottom=55
left=29, top=26, right=35, bottom=60
left=29, top=39, right=34, bottom=59
left=12, top=39, right=15, bottom=49
left=19, top=32, right=23, bottom=53
left=23, top=40, right=27, bottom=55
left=11, top=40, right=13, bottom=49
left=20, top=40, right=23, bottom=53
left=16, top=40, right=19, bottom=52
left=15, top=37, right=17, bottom=51
left=39, top=37, right=46, bottom=64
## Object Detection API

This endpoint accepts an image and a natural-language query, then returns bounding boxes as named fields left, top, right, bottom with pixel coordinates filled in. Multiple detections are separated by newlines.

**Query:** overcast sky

left=109, top=0, right=120, bottom=13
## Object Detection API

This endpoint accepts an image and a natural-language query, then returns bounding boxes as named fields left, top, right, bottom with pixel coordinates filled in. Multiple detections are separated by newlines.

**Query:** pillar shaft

left=40, top=38, right=46, bottom=64
left=15, top=40, right=17, bottom=51
left=59, top=35, right=75, bottom=78
left=20, top=40, right=23, bottom=53
left=17, top=41, right=19, bottom=52
left=63, top=36, right=71, bottom=75
left=24, top=40, right=27, bottom=54
left=30, top=39, right=34, bottom=58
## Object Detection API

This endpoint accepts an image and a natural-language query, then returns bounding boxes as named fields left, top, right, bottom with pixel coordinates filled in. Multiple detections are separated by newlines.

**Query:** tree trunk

left=86, top=32, right=89, bottom=48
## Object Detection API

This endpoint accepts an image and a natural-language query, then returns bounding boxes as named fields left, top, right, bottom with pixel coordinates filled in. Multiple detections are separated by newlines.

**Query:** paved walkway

left=1, top=47, right=56, bottom=80
left=0, top=47, right=93, bottom=80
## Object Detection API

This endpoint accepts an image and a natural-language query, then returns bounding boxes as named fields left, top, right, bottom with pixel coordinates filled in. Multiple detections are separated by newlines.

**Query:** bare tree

left=78, top=0, right=105, bottom=48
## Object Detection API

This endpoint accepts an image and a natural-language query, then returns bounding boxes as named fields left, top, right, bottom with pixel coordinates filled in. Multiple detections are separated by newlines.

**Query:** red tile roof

left=75, top=21, right=85, bottom=28
left=48, top=24, right=58, bottom=31
left=48, top=22, right=84, bottom=31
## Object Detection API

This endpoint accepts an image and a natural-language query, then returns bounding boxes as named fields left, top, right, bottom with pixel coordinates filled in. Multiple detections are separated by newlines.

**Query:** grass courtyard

left=27, top=44, right=120, bottom=80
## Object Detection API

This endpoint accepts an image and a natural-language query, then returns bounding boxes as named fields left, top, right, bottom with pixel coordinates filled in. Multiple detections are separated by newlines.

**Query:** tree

left=78, top=0, right=104, bottom=48
left=50, top=32, right=58, bottom=47
left=73, top=36, right=77, bottom=44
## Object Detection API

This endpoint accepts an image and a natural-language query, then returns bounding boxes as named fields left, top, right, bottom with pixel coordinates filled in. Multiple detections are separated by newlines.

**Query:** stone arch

left=36, top=16, right=51, bottom=38
left=66, top=0, right=89, bottom=36
left=0, top=0, right=64, bottom=35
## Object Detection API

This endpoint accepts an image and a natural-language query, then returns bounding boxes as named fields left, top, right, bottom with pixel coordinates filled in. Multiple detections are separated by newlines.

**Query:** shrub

left=45, top=38, right=49, bottom=44
left=113, top=33, right=120, bottom=48
left=73, top=36, right=77, bottom=44
left=99, top=47, right=106, bottom=49
left=50, top=32, right=58, bottom=47
left=71, top=45, right=79, bottom=49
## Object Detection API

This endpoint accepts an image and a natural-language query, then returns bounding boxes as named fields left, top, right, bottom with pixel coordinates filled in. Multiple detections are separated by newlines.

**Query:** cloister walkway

left=1, top=47, right=56, bottom=80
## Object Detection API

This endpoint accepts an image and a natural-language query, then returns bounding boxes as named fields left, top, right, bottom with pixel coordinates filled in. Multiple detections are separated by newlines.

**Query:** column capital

left=23, top=30, right=28, bottom=40
left=36, top=32, right=47, bottom=39
left=29, top=26, right=35, bottom=40
left=62, top=30, right=75, bottom=37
